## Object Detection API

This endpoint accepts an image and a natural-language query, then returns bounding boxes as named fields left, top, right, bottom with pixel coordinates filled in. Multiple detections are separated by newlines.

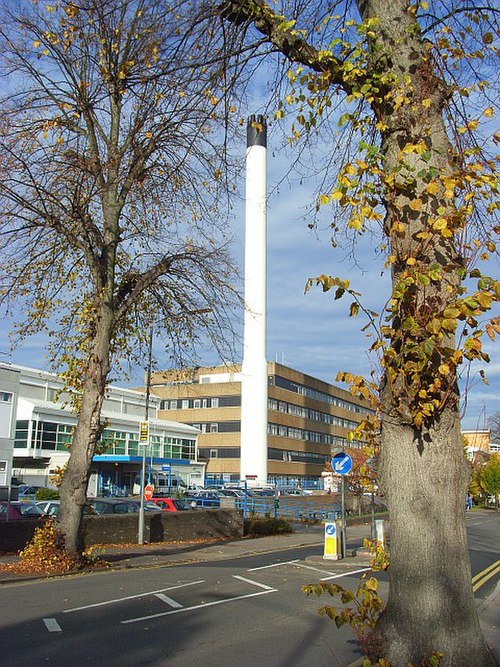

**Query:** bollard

left=375, top=519, right=386, bottom=547
left=323, top=521, right=342, bottom=560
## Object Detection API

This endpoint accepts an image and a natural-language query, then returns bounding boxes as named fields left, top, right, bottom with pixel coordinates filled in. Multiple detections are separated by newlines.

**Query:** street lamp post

left=138, top=325, right=154, bottom=545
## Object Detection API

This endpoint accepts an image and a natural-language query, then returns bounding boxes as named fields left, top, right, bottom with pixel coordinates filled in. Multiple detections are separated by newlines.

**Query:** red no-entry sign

left=144, top=484, right=153, bottom=501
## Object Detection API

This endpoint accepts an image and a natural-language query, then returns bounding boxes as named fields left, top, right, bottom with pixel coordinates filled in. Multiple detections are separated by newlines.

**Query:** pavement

left=0, top=521, right=498, bottom=665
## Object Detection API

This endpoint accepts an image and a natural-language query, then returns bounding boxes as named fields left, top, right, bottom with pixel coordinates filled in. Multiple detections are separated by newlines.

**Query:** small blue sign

left=332, top=452, right=353, bottom=475
left=325, top=523, right=336, bottom=536
left=161, top=464, right=171, bottom=472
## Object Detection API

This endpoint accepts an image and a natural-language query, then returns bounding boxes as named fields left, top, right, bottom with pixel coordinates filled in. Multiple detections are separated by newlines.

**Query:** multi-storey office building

left=4, top=365, right=204, bottom=495
left=152, top=362, right=373, bottom=487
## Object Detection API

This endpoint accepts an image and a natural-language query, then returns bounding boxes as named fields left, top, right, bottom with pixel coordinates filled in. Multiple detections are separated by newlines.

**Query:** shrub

left=244, top=514, right=293, bottom=536
left=0, top=520, right=108, bottom=575
left=36, top=488, right=60, bottom=501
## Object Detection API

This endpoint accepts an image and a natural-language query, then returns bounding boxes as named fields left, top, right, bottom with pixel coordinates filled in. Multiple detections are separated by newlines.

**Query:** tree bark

left=56, top=306, right=113, bottom=556
left=377, top=394, right=496, bottom=665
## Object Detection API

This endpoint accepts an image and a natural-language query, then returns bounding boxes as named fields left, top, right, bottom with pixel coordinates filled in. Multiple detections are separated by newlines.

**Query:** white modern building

left=0, top=364, right=20, bottom=496
left=4, top=364, right=204, bottom=495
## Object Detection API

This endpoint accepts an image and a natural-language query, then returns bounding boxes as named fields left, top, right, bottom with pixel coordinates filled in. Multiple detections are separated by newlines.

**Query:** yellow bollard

left=323, top=521, right=341, bottom=560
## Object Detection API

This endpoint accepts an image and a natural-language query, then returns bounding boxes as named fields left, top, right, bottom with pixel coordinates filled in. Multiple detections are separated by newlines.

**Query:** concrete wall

left=0, top=509, right=243, bottom=553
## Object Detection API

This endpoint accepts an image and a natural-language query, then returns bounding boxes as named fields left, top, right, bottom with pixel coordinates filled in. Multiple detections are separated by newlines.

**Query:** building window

left=211, top=397, right=219, bottom=408
left=14, top=420, right=29, bottom=448
left=210, top=424, right=218, bottom=433
left=0, top=392, right=12, bottom=403
left=194, top=399, right=201, bottom=409
left=170, top=400, right=178, bottom=410
left=182, top=399, right=189, bottom=409
left=210, top=449, right=218, bottom=458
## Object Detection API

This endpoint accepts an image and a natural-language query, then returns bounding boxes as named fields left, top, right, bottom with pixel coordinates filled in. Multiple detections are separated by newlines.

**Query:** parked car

left=150, top=497, right=194, bottom=512
left=0, top=501, right=45, bottom=520
left=223, top=486, right=258, bottom=497
left=90, top=498, right=161, bottom=515
left=35, top=500, right=97, bottom=517
left=17, top=485, right=45, bottom=500
left=219, top=489, right=246, bottom=499
left=185, top=490, right=223, bottom=507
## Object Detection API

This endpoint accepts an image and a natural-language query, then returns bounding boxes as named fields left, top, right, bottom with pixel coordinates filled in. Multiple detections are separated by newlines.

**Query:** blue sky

left=1, top=118, right=498, bottom=432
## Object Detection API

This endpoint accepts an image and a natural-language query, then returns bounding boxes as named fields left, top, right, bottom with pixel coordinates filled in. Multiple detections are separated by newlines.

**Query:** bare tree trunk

left=56, top=309, right=113, bottom=556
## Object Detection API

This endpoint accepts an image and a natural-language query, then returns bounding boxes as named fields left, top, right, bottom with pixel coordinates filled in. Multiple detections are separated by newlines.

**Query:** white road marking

left=122, top=589, right=276, bottom=624
left=232, top=575, right=275, bottom=591
left=63, top=580, right=205, bottom=613
left=247, top=560, right=300, bottom=572
left=291, top=562, right=337, bottom=576
left=320, top=567, right=372, bottom=581
left=155, top=593, right=183, bottom=608
left=43, top=618, right=62, bottom=633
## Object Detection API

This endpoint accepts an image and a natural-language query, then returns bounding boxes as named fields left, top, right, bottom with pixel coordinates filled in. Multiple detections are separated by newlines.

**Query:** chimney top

left=247, top=115, right=267, bottom=148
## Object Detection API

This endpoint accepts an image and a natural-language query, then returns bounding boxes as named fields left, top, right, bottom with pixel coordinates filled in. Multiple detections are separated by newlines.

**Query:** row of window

left=198, top=446, right=328, bottom=465
left=187, top=421, right=240, bottom=434
left=160, top=396, right=241, bottom=410
left=189, top=419, right=358, bottom=448
left=14, top=420, right=196, bottom=460
left=268, top=421, right=356, bottom=448
left=268, top=397, right=360, bottom=429
left=271, top=375, right=372, bottom=414
left=161, top=392, right=363, bottom=431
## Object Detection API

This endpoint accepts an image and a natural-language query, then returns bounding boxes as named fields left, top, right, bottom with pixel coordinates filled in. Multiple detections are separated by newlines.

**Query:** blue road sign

left=325, top=523, right=336, bottom=536
left=332, top=452, right=353, bottom=475
left=161, top=464, right=171, bottom=472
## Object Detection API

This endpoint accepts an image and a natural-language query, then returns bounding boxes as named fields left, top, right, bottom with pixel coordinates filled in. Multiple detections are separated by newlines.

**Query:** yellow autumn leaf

left=406, top=257, right=416, bottom=266
left=483, top=107, right=494, bottom=118
left=409, top=198, right=422, bottom=211
left=433, top=218, right=448, bottom=230
left=319, top=194, right=330, bottom=206
left=438, top=364, right=450, bottom=376
left=422, top=98, right=432, bottom=108
left=426, top=181, right=440, bottom=195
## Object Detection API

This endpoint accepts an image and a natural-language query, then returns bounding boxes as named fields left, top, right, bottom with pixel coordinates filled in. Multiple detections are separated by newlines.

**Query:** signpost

left=331, top=452, right=353, bottom=558
left=138, top=325, right=154, bottom=546
left=144, top=484, right=153, bottom=501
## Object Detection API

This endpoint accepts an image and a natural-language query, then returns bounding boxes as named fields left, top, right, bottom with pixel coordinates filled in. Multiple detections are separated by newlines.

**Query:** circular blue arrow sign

left=332, top=452, right=353, bottom=475
left=325, top=523, right=336, bottom=536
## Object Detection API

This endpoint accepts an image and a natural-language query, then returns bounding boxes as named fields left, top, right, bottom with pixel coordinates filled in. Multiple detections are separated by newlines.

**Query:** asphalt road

left=0, top=512, right=497, bottom=667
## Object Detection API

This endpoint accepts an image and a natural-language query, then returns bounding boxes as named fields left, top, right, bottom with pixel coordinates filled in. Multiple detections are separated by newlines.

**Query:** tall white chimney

left=240, top=115, right=268, bottom=484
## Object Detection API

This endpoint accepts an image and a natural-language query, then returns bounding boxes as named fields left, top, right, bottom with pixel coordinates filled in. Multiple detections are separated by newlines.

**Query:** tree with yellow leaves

left=220, top=1, right=498, bottom=664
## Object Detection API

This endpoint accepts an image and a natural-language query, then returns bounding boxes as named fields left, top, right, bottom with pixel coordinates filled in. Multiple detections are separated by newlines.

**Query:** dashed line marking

left=232, top=575, right=275, bottom=591
left=320, top=567, right=372, bottom=581
left=43, top=618, right=62, bottom=633
left=247, top=560, right=300, bottom=572
left=155, top=593, right=183, bottom=608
